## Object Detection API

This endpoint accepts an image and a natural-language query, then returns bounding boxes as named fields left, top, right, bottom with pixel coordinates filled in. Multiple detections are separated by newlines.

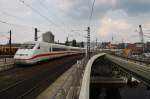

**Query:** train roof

left=23, top=41, right=67, bottom=48
left=23, top=41, right=85, bottom=49
left=23, top=41, right=49, bottom=45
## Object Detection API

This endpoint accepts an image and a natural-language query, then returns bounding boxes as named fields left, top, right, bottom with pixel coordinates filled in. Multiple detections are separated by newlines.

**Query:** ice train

left=14, top=41, right=85, bottom=64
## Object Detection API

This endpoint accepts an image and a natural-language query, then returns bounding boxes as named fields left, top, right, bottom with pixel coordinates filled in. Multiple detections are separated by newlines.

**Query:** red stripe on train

left=15, top=52, right=67, bottom=60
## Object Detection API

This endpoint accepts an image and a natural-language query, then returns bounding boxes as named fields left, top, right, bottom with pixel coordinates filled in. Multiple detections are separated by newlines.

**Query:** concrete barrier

left=37, top=57, right=88, bottom=99
left=79, top=53, right=105, bottom=99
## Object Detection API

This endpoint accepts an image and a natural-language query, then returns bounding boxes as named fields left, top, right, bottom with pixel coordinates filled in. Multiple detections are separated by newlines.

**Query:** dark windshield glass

left=20, top=44, right=35, bottom=49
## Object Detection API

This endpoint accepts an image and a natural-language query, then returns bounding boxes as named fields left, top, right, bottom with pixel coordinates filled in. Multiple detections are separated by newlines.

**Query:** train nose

left=14, top=54, right=34, bottom=64
left=14, top=54, right=29, bottom=59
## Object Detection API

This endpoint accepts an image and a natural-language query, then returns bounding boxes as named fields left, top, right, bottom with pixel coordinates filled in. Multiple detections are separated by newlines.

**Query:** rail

left=111, top=53, right=150, bottom=64
left=0, top=57, right=14, bottom=72
left=106, top=54, right=150, bottom=86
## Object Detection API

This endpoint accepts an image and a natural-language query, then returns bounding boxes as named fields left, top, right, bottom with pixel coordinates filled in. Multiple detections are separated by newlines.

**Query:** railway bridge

left=0, top=52, right=150, bottom=99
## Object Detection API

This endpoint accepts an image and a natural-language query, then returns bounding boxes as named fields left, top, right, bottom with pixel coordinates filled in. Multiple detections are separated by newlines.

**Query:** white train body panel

left=14, top=41, right=85, bottom=65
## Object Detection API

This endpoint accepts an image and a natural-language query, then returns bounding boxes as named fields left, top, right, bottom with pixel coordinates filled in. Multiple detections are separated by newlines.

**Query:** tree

left=72, top=39, right=76, bottom=47
left=80, top=42, right=84, bottom=48
left=65, top=37, right=69, bottom=46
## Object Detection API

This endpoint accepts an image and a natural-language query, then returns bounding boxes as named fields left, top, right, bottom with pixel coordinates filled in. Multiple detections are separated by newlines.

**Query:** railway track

left=0, top=54, right=84, bottom=99
left=110, top=54, right=150, bottom=66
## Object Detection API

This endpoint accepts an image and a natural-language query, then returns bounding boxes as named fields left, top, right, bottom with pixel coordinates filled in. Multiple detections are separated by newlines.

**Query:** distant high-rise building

left=42, top=31, right=55, bottom=43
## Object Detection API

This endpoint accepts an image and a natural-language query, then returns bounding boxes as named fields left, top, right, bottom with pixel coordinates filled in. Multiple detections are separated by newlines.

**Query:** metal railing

left=110, top=53, right=150, bottom=65
left=0, top=55, right=14, bottom=72
left=0, top=55, right=14, bottom=63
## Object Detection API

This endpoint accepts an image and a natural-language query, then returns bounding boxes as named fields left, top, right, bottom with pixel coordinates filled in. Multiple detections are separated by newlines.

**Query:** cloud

left=97, top=17, right=132, bottom=38
left=117, top=0, right=150, bottom=16
left=96, top=0, right=117, bottom=7
left=62, top=0, right=150, bottom=21
left=1, top=0, right=150, bottom=44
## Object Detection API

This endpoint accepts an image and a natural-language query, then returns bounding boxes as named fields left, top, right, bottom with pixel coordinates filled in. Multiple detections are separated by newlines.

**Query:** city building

left=101, top=42, right=111, bottom=49
left=42, top=31, right=55, bottom=43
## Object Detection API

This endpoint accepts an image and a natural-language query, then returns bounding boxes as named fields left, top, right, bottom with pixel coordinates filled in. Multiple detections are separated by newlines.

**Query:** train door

left=34, top=43, right=42, bottom=62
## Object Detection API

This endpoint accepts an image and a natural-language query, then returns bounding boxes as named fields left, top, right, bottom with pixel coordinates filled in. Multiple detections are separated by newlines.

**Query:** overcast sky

left=0, top=0, right=150, bottom=44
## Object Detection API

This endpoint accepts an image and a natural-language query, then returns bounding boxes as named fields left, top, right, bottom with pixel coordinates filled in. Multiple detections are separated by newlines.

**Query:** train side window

left=53, top=48, right=66, bottom=51
left=49, top=47, right=51, bottom=52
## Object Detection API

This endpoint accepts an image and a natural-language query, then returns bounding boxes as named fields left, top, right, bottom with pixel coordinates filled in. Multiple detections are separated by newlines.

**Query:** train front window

left=20, top=44, right=35, bottom=49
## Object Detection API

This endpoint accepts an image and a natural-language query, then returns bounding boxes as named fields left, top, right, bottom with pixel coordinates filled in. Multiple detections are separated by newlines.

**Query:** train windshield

left=20, top=44, right=35, bottom=49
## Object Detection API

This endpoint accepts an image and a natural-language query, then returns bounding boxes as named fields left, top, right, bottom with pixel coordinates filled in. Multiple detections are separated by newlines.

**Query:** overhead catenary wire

left=37, top=0, right=67, bottom=14
left=89, top=0, right=96, bottom=26
left=19, top=0, right=67, bottom=32
left=0, top=11, right=50, bottom=30
left=36, top=0, right=67, bottom=27
left=0, top=31, right=9, bottom=33
left=0, top=11, right=23, bottom=20
left=88, top=0, right=92, bottom=10
left=0, top=20, right=10, bottom=25
left=18, top=0, right=57, bottom=26
left=71, top=30, right=95, bottom=39
left=0, top=19, right=35, bottom=29
left=37, top=0, right=91, bottom=35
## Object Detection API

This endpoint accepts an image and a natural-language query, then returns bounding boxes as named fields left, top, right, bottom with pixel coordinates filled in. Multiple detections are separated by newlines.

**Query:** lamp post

left=9, top=30, right=11, bottom=57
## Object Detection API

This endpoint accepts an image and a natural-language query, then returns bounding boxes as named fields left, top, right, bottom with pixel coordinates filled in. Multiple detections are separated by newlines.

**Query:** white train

left=14, top=41, right=85, bottom=64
